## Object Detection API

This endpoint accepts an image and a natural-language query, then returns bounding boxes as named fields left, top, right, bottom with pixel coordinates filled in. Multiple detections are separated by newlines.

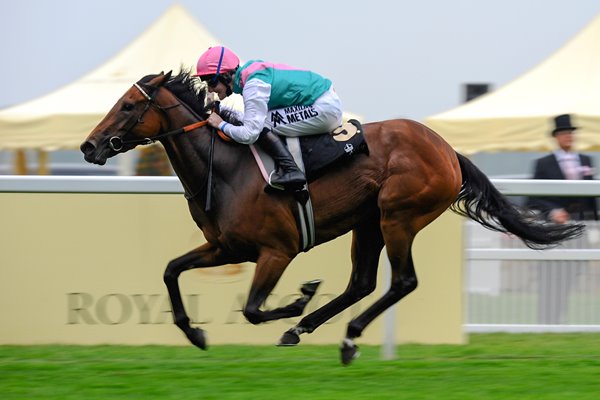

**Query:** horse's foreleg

left=279, top=220, right=384, bottom=346
left=163, top=242, right=233, bottom=350
left=242, top=250, right=319, bottom=325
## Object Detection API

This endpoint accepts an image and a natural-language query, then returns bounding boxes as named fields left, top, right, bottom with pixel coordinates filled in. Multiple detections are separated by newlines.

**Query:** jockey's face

left=207, top=80, right=229, bottom=100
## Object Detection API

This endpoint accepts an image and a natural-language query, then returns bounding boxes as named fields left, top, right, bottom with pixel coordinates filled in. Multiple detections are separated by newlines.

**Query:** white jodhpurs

left=265, top=87, right=343, bottom=137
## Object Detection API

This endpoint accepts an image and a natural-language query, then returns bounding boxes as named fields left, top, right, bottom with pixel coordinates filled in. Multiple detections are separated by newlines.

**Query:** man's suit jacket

left=527, top=153, right=598, bottom=221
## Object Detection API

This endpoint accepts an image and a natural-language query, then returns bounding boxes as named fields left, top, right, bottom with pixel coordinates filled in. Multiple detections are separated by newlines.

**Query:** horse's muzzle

left=80, top=140, right=107, bottom=165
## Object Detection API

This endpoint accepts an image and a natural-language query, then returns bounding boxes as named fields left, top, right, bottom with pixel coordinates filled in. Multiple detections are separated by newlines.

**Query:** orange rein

left=183, top=120, right=232, bottom=142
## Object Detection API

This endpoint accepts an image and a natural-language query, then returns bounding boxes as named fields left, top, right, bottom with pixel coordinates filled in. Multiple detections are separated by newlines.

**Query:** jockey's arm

left=218, top=79, right=271, bottom=144
left=217, top=105, right=244, bottom=123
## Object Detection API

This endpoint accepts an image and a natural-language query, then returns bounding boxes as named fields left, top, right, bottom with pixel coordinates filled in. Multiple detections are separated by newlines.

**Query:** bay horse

left=81, top=70, right=582, bottom=365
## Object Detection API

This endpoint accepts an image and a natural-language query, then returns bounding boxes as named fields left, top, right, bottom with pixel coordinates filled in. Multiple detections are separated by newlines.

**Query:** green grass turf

left=1, top=334, right=599, bottom=399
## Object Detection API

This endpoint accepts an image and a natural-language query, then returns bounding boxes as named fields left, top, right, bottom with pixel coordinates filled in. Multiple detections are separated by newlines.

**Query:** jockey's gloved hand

left=207, top=112, right=224, bottom=130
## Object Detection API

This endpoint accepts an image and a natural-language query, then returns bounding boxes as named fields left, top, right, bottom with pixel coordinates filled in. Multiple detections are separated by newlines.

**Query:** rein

left=109, top=80, right=232, bottom=213
left=108, top=84, right=231, bottom=152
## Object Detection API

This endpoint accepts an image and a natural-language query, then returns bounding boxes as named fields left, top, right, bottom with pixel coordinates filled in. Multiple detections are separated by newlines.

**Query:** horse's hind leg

left=279, top=218, right=384, bottom=346
left=341, top=224, right=417, bottom=365
left=163, top=242, right=237, bottom=350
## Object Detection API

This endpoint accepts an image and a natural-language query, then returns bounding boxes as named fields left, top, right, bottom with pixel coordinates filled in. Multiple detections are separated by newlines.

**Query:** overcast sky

left=1, top=0, right=600, bottom=123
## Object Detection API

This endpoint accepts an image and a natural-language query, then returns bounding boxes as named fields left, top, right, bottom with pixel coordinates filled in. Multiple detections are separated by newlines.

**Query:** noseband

left=109, top=82, right=230, bottom=151
left=108, top=83, right=175, bottom=151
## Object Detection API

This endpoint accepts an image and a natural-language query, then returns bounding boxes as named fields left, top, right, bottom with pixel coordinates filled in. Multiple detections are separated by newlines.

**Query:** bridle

left=108, top=79, right=230, bottom=212
left=108, top=82, right=229, bottom=152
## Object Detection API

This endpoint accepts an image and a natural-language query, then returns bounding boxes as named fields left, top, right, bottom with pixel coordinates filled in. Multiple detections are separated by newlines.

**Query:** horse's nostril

left=80, top=141, right=95, bottom=154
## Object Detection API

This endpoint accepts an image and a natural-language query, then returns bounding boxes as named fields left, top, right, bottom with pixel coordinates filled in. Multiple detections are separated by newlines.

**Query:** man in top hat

left=527, top=114, right=598, bottom=325
left=527, top=114, right=598, bottom=223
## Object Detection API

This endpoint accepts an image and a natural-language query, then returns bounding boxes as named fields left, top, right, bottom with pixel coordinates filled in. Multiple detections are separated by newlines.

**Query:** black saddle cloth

left=295, top=119, right=369, bottom=180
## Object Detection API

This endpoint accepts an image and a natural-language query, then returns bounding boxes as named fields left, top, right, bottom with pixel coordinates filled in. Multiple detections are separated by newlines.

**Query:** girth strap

left=286, top=137, right=316, bottom=251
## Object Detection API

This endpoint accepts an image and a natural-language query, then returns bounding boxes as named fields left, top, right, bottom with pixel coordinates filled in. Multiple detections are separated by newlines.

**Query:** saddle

left=250, top=119, right=369, bottom=186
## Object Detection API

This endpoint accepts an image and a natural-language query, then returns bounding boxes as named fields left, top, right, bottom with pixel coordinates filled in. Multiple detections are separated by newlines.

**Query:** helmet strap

left=218, top=68, right=237, bottom=96
left=210, top=46, right=226, bottom=86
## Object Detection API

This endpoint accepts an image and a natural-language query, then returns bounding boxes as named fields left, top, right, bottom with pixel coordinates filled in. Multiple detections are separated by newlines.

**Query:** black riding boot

left=256, top=129, right=306, bottom=190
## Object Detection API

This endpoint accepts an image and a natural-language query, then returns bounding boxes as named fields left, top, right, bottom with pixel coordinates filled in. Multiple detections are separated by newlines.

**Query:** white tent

left=0, top=4, right=237, bottom=152
left=425, top=13, right=600, bottom=155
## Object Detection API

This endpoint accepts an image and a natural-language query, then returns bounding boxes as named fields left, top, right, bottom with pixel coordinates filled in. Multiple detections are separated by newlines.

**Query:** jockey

left=194, top=46, right=343, bottom=191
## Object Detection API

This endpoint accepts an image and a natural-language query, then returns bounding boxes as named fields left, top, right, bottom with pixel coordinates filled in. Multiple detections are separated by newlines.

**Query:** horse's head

left=81, top=71, right=174, bottom=165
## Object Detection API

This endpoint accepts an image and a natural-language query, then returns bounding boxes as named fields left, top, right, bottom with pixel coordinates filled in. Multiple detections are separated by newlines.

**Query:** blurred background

left=2, top=0, right=600, bottom=176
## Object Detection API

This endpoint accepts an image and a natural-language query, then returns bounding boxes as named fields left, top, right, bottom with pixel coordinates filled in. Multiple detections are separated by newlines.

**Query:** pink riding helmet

left=195, top=46, right=240, bottom=77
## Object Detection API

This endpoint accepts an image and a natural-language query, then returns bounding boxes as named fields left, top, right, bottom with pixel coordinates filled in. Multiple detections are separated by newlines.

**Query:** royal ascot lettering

left=66, top=292, right=363, bottom=326
left=66, top=293, right=212, bottom=325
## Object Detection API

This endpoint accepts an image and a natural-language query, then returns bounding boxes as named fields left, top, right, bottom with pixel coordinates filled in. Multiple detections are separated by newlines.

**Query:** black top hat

left=552, top=114, right=578, bottom=135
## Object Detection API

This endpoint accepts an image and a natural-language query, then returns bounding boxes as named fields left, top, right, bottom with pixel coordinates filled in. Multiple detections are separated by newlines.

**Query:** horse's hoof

left=301, top=279, right=322, bottom=297
left=340, top=338, right=360, bottom=365
left=277, top=330, right=301, bottom=346
left=187, top=327, right=208, bottom=350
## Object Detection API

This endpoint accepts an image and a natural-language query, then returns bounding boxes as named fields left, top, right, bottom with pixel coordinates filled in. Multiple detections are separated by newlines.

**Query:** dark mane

left=164, top=69, right=209, bottom=118
left=139, top=69, right=242, bottom=125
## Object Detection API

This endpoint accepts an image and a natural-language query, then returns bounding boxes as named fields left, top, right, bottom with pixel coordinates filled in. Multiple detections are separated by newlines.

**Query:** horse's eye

left=122, top=103, right=135, bottom=112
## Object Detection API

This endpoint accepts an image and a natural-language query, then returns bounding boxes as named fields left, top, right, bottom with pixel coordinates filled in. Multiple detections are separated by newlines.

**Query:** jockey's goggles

left=200, top=75, right=219, bottom=88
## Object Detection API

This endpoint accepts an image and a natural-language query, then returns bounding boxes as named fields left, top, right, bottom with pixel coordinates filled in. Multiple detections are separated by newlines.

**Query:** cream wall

left=0, top=193, right=465, bottom=346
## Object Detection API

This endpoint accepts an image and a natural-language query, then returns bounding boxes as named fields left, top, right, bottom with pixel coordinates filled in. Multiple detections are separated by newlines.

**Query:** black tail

left=450, top=153, right=584, bottom=249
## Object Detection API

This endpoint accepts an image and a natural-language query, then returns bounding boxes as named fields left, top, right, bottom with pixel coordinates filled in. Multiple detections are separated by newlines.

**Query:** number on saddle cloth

left=298, top=119, right=369, bottom=180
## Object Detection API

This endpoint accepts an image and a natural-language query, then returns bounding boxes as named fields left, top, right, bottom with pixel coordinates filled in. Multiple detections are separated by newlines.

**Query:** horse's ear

left=147, top=71, right=172, bottom=88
